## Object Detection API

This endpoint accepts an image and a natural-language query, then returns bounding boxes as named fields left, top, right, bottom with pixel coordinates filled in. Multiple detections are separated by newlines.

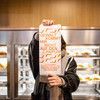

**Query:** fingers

left=48, top=73, right=56, bottom=77
left=48, top=80, right=55, bottom=83
left=47, top=73, right=56, bottom=86
left=47, top=73, right=63, bottom=86
left=42, top=19, right=55, bottom=26
left=50, top=83, right=56, bottom=86
left=48, top=77, right=55, bottom=80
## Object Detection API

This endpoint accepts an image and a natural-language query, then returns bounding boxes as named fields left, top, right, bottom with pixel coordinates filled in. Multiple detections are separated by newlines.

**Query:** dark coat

left=28, top=33, right=80, bottom=100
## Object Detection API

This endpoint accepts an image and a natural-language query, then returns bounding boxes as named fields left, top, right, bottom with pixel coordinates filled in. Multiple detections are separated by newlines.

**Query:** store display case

left=61, top=28, right=100, bottom=100
left=0, top=27, right=100, bottom=100
left=17, top=45, right=35, bottom=96
left=66, top=46, right=100, bottom=97
left=0, top=46, right=7, bottom=96
left=0, top=28, right=38, bottom=100
left=13, top=30, right=38, bottom=100
left=0, top=31, right=11, bottom=100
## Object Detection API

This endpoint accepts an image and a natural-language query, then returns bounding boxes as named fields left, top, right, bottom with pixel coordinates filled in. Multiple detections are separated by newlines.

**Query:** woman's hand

left=47, top=73, right=63, bottom=86
left=42, top=19, right=55, bottom=26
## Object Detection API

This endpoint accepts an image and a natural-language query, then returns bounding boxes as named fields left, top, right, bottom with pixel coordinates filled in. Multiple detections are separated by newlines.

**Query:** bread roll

left=91, top=74, right=100, bottom=80
left=0, top=62, right=7, bottom=68
left=0, top=51, right=7, bottom=55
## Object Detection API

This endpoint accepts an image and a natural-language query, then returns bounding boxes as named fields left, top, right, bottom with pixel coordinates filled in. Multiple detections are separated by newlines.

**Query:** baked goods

left=91, top=74, right=100, bottom=80
left=0, top=51, right=7, bottom=55
left=0, top=62, right=7, bottom=68
left=77, top=64, right=84, bottom=68
left=84, top=75, right=91, bottom=81
left=77, top=63, right=92, bottom=68
left=0, top=46, right=7, bottom=55
left=77, top=74, right=100, bottom=81
left=66, top=46, right=96, bottom=56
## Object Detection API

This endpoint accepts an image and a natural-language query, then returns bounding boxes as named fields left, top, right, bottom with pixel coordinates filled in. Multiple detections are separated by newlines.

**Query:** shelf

left=19, top=81, right=35, bottom=84
left=19, top=77, right=34, bottom=80
left=80, top=80, right=100, bottom=84
left=18, top=55, right=28, bottom=59
left=75, top=57, right=100, bottom=59
left=0, top=68, right=7, bottom=76
left=0, top=72, right=7, bottom=76
left=0, top=68, right=7, bottom=71
left=73, top=85, right=100, bottom=98
left=0, top=55, right=7, bottom=58
left=0, top=82, right=7, bottom=86
left=18, top=67, right=30, bottom=71
left=66, top=55, right=100, bottom=59
left=77, top=67, right=100, bottom=71
left=67, top=55, right=100, bottom=57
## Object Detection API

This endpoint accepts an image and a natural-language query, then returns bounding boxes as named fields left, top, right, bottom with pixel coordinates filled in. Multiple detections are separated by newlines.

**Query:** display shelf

left=71, top=55, right=100, bottom=57
left=0, top=68, right=7, bottom=71
left=72, top=85, right=100, bottom=97
left=66, top=55, right=100, bottom=59
left=19, top=77, right=34, bottom=82
left=0, top=55, right=7, bottom=58
left=74, top=57, right=100, bottom=60
left=77, top=67, right=100, bottom=71
left=0, top=72, right=7, bottom=76
left=0, top=68, right=7, bottom=76
left=0, top=82, right=7, bottom=86
left=80, top=80, right=100, bottom=84
left=19, top=81, right=35, bottom=84
left=19, top=89, right=33, bottom=95
left=18, top=68, right=30, bottom=71
left=18, top=56, right=28, bottom=59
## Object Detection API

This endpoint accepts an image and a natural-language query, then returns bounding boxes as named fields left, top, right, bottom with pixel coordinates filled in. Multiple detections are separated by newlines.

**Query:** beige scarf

left=40, top=55, right=72, bottom=100
left=50, top=55, right=71, bottom=100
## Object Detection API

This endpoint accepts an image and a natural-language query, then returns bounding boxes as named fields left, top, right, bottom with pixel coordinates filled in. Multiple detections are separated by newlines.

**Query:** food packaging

left=39, top=24, right=61, bottom=77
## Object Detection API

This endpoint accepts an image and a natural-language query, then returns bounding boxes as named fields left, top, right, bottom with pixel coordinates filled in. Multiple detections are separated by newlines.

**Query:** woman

left=28, top=20, right=80, bottom=100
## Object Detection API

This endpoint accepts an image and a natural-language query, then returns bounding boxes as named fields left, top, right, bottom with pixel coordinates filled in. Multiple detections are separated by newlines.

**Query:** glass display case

left=0, top=46, right=7, bottom=96
left=0, top=27, right=100, bottom=100
left=13, top=30, right=37, bottom=100
left=66, top=46, right=100, bottom=98
left=61, top=28, right=100, bottom=100
left=18, top=45, right=35, bottom=95
left=0, top=31, right=11, bottom=100
left=0, top=29, right=38, bottom=100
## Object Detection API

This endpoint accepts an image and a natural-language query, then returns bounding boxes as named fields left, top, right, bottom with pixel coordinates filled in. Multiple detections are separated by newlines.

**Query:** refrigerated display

left=13, top=30, right=38, bottom=100
left=18, top=46, right=35, bottom=95
left=0, top=27, right=100, bottom=100
left=0, top=46, right=7, bottom=95
left=66, top=46, right=100, bottom=97
left=61, top=28, right=100, bottom=100
left=0, top=28, right=38, bottom=100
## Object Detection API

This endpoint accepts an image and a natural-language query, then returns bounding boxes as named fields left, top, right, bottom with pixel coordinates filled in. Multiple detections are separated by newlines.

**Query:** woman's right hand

left=42, top=19, right=55, bottom=26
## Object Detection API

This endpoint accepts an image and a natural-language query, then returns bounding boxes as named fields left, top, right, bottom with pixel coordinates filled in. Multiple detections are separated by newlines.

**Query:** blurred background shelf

left=0, top=68, right=7, bottom=76
left=0, top=82, right=7, bottom=86
left=80, top=80, right=100, bottom=84
left=0, top=55, right=7, bottom=58
left=77, top=67, right=100, bottom=71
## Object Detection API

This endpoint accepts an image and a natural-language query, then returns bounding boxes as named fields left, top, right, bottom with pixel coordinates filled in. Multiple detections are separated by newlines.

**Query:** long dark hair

left=61, top=35, right=66, bottom=50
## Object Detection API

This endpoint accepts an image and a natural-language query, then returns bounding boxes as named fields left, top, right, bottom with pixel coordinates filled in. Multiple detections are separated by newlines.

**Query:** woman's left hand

left=47, top=73, right=63, bottom=86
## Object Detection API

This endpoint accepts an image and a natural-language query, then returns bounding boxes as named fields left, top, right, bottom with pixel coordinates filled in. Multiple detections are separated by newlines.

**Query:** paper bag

left=39, top=24, right=61, bottom=79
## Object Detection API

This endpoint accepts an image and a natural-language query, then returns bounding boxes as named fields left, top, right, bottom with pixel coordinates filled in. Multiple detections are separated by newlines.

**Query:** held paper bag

left=39, top=24, right=61, bottom=82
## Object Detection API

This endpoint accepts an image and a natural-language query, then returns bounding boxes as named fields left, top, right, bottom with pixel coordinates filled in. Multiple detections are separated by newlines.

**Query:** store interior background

left=0, top=0, right=100, bottom=100
left=0, top=0, right=100, bottom=28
